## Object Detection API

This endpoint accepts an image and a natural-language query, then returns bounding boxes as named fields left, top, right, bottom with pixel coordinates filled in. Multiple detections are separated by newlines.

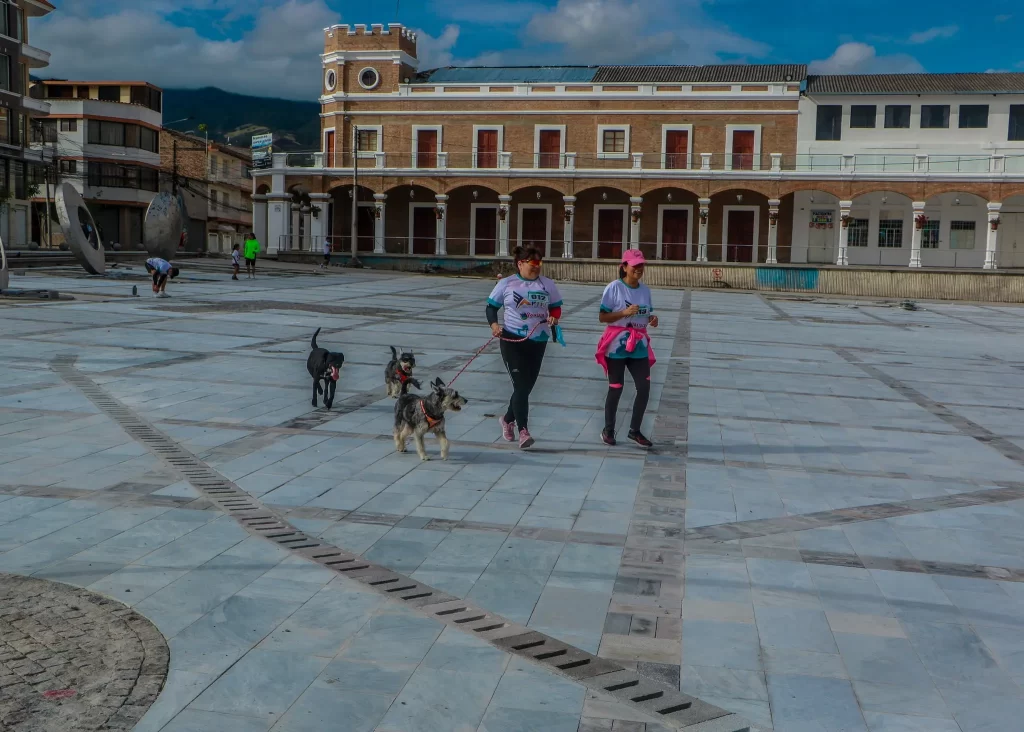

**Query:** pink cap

left=622, top=249, right=646, bottom=267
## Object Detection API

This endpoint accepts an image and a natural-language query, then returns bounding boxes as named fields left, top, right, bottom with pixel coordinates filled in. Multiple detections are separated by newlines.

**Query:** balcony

left=21, top=43, right=50, bottom=69
left=262, top=150, right=1024, bottom=180
left=21, top=96, right=50, bottom=115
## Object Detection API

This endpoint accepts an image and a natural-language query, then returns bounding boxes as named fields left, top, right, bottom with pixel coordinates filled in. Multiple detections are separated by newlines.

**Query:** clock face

left=358, top=67, right=381, bottom=90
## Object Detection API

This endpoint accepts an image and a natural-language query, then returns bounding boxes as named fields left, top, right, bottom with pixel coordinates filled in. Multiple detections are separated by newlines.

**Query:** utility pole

left=172, top=138, right=178, bottom=194
left=351, top=123, right=360, bottom=264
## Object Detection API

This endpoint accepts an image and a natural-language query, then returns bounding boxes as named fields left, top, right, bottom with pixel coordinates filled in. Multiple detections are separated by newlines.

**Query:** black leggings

left=500, top=333, right=547, bottom=431
left=605, top=358, right=651, bottom=433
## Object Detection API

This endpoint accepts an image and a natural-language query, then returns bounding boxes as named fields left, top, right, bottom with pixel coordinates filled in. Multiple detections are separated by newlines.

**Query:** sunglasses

left=519, top=259, right=543, bottom=267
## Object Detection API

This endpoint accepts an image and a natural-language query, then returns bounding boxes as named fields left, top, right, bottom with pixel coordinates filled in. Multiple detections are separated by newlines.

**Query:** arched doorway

left=329, top=184, right=376, bottom=252
left=709, top=189, right=769, bottom=263
left=508, top=186, right=564, bottom=257
left=790, top=190, right=840, bottom=264
left=847, top=190, right=913, bottom=267
left=383, top=184, right=439, bottom=254
left=574, top=186, right=632, bottom=259
left=640, top=187, right=700, bottom=261
left=445, top=185, right=501, bottom=256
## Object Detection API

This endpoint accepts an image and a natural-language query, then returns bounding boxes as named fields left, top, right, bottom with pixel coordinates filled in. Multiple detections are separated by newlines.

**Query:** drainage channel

left=52, top=354, right=753, bottom=732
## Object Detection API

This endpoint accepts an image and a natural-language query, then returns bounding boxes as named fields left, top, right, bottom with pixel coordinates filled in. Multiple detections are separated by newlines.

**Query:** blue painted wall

left=756, top=268, right=819, bottom=291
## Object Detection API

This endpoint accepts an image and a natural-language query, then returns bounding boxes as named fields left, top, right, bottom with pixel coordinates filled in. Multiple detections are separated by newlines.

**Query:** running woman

left=144, top=257, right=179, bottom=298
left=486, top=245, right=563, bottom=449
left=596, top=249, right=659, bottom=447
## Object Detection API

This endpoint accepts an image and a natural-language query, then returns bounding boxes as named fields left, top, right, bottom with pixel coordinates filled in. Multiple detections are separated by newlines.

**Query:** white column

left=985, top=202, right=1002, bottom=270
left=629, top=196, right=642, bottom=251
left=434, top=194, right=448, bottom=256
left=562, top=195, right=575, bottom=258
left=697, top=198, right=710, bottom=262
left=836, top=200, right=852, bottom=266
left=498, top=195, right=511, bottom=256
left=301, top=206, right=313, bottom=251
left=266, top=195, right=290, bottom=255
left=290, top=204, right=301, bottom=251
left=252, top=194, right=268, bottom=252
left=373, top=193, right=386, bottom=254
left=308, top=194, right=330, bottom=249
left=767, top=198, right=780, bottom=265
left=909, top=201, right=926, bottom=268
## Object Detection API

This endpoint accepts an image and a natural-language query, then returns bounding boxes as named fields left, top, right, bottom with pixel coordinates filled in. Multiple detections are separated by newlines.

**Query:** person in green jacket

left=243, top=233, right=260, bottom=279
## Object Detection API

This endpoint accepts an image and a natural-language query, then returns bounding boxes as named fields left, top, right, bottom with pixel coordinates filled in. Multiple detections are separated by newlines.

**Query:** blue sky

left=34, top=1, right=1022, bottom=100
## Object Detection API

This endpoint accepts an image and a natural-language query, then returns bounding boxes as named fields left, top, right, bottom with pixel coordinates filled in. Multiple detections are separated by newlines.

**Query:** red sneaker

left=499, top=415, right=515, bottom=442
left=518, top=428, right=535, bottom=449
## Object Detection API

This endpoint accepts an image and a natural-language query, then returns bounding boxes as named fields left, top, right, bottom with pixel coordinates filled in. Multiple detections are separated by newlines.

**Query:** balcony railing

left=270, top=151, right=1024, bottom=177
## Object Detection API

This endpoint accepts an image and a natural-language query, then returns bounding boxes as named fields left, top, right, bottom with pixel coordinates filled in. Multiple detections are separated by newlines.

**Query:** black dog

left=306, top=328, right=345, bottom=409
left=385, top=346, right=421, bottom=398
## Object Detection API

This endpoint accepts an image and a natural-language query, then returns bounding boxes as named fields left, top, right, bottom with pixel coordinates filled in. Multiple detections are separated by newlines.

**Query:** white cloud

left=415, top=24, right=461, bottom=69
left=907, top=25, right=958, bottom=44
left=522, top=0, right=768, bottom=64
left=809, top=42, right=925, bottom=74
left=32, top=0, right=336, bottom=100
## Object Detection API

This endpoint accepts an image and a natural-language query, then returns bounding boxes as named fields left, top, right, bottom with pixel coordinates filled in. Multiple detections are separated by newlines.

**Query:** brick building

left=251, top=23, right=1024, bottom=270
left=159, top=130, right=253, bottom=253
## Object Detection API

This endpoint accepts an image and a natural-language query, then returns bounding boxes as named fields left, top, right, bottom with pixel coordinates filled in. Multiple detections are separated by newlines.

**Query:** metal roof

left=592, top=65, right=807, bottom=84
left=806, top=73, right=1024, bottom=95
left=414, top=67, right=598, bottom=84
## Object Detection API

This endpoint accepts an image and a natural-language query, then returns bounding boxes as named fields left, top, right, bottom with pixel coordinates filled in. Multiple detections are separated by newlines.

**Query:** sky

left=33, top=0, right=1022, bottom=101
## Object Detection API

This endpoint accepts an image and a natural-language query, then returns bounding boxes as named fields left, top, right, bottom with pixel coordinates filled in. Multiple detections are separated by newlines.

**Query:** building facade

left=31, top=80, right=162, bottom=249
left=1, top=0, right=54, bottom=249
left=251, top=23, right=1024, bottom=270
left=159, top=131, right=253, bottom=254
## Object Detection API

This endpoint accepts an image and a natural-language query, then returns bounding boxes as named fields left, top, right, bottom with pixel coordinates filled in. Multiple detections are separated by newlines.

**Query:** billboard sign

left=251, top=133, right=273, bottom=170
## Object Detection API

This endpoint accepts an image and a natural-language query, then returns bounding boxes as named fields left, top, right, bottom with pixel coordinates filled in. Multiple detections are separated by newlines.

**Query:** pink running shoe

left=499, top=415, right=515, bottom=442
left=518, top=428, right=535, bottom=449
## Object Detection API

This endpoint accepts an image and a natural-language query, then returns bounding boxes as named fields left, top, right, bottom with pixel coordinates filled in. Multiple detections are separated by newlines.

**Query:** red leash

left=447, top=322, right=546, bottom=387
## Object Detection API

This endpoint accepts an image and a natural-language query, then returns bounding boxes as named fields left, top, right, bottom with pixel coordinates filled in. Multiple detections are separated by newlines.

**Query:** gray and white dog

left=394, top=377, right=467, bottom=461
left=385, top=346, right=421, bottom=398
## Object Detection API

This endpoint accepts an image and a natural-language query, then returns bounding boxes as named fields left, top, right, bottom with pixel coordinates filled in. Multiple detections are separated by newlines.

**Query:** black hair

left=513, top=245, right=543, bottom=263
left=169, top=268, right=180, bottom=279
left=619, top=265, right=627, bottom=279
left=232, top=243, right=239, bottom=250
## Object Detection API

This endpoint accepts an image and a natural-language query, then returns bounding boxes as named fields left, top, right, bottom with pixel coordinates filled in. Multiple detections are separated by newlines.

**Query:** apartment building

left=159, top=130, right=252, bottom=253
left=0, top=0, right=54, bottom=249
left=251, top=23, right=1024, bottom=270
left=30, top=80, right=162, bottom=249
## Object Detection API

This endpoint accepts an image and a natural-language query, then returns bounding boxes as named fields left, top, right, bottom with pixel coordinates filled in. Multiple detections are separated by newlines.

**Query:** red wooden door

left=412, top=207, right=436, bottom=254
left=538, top=130, right=561, bottom=169
left=732, top=130, right=755, bottom=170
left=597, top=209, right=624, bottom=260
left=665, top=130, right=688, bottom=169
left=477, top=129, right=498, bottom=169
left=474, top=208, right=497, bottom=255
left=662, top=209, right=689, bottom=260
left=727, top=210, right=755, bottom=262
left=416, top=130, right=438, bottom=168
left=324, top=130, right=335, bottom=168
left=521, top=208, right=547, bottom=251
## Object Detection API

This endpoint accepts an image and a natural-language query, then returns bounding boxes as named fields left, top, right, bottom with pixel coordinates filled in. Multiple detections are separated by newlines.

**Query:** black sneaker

left=601, top=428, right=616, bottom=446
left=628, top=430, right=653, bottom=448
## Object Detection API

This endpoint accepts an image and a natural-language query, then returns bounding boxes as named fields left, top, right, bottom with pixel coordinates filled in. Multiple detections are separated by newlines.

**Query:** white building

left=793, top=73, right=1024, bottom=268
left=30, top=80, right=162, bottom=249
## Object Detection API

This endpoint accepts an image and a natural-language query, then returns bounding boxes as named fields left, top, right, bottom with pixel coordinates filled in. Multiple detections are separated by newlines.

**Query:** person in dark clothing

left=485, top=246, right=563, bottom=449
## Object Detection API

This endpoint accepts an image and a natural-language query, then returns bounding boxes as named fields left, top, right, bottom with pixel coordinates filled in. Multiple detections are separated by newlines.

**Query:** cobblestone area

left=0, top=574, right=168, bottom=731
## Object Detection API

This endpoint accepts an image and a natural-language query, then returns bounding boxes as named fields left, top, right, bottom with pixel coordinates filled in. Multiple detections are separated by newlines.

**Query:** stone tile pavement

left=2, top=262, right=1024, bottom=730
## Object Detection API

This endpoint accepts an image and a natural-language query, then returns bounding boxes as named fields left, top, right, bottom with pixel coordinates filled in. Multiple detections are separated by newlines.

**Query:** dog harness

left=420, top=400, right=442, bottom=429
left=397, top=368, right=412, bottom=385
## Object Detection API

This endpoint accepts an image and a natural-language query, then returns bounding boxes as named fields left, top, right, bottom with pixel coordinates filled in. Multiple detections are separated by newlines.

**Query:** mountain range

left=163, top=87, right=321, bottom=151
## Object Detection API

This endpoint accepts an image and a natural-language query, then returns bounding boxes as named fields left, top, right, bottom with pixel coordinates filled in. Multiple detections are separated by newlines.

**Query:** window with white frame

left=878, top=219, right=904, bottom=248
left=597, top=125, right=629, bottom=159
left=848, top=218, right=869, bottom=247
left=355, top=126, right=381, bottom=158
left=921, top=220, right=940, bottom=249
left=949, top=220, right=976, bottom=249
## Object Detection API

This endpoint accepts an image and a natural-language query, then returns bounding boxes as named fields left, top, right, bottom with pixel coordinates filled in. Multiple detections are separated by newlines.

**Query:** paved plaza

left=3, top=262, right=1024, bottom=732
